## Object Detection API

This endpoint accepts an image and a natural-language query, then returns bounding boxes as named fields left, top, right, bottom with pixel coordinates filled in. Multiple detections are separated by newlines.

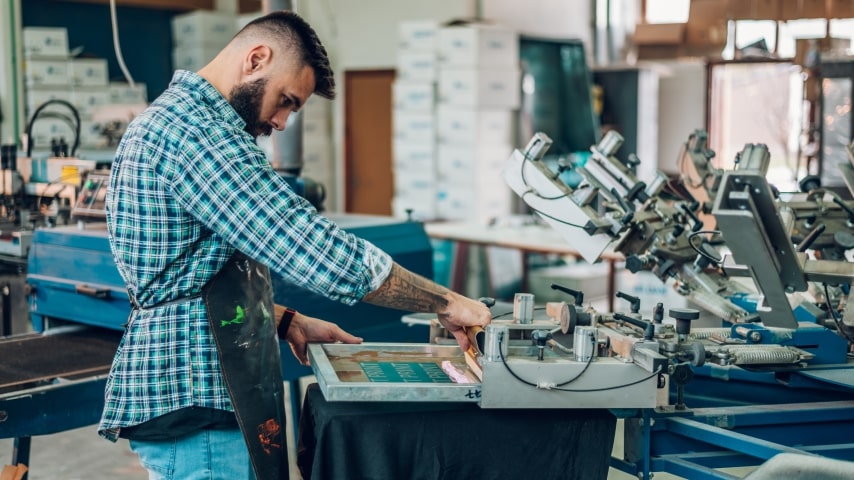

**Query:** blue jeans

left=129, top=427, right=257, bottom=480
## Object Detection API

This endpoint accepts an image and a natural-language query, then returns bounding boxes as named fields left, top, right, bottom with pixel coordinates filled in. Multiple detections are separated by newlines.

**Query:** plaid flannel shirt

left=99, top=70, right=391, bottom=440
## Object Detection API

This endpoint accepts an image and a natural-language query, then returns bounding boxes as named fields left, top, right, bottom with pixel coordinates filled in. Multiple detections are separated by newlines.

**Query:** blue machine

left=26, top=214, right=435, bottom=379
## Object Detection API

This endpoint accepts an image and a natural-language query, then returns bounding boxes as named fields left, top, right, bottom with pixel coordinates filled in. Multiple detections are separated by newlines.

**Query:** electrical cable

left=25, top=99, right=81, bottom=157
left=110, top=0, right=135, bottom=87
left=513, top=137, right=598, bottom=231
left=497, top=330, right=661, bottom=391
left=551, top=367, right=662, bottom=392
left=519, top=140, right=568, bottom=201
left=687, top=229, right=722, bottom=264
left=498, top=334, right=595, bottom=387
left=491, top=307, right=546, bottom=320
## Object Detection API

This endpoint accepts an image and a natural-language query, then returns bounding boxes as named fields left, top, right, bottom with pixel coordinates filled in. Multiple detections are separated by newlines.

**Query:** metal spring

left=689, top=328, right=731, bottom=340
left=728, top=346, right=801, bottom=365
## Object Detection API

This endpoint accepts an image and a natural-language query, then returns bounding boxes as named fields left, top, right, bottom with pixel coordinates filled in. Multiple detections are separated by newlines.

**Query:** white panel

left=652, top=60, right=707, bottom=174
left=482, top=0, right=593, bottom=50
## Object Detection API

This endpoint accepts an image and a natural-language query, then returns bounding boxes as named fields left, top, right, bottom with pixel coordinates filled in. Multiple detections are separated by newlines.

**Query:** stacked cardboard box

left=300, top=96, right=335, bottom=207
left=435, top=23, right=518, bottom=224
left=391, top=20, right=441, bottom=221
left=23, top=27, right=114, bottom=151
left=171, top=10, right=236, bottom=72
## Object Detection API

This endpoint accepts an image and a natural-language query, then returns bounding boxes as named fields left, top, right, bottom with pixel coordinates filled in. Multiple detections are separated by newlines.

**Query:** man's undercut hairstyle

left=236, top=10, right=336, bottom=100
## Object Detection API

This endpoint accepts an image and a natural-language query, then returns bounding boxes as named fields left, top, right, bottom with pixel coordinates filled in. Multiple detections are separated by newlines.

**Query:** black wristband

left=277, top=308, right=297, bottom=340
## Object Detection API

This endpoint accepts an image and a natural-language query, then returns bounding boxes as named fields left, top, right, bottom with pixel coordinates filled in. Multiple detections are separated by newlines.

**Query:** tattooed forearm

left=363, top=263, right=451, bottom=313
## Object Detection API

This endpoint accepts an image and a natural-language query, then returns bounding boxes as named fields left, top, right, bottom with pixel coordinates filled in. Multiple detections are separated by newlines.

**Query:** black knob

left=669, top=308, right=700, bottom=321
left=834, top=231, right=854, bottom=250
left=670, top=224, right=685, bottom=239
left=531, top=329, right=552, bottom=346
left=551, top=283, right=583, bottom=306
left=478, top=297, right=496, bottom=308
left=616, top=291, right=641, bottom=314
left=532, top=329, right=552, bottom=361
left=625, top=255, right=650, bottom=273
left=653, top=303, right=664, bottom=324
left=670, top=308, right=700, bottom=335
left=798, top=174, right=821, bottom=193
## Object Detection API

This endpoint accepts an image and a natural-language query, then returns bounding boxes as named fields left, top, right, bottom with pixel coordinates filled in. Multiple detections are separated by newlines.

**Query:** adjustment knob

left=834, top=231, right=854, bottom=250
left=625, top=255, right=649, bottom=273
left=669, top=308, right=700, bottom=336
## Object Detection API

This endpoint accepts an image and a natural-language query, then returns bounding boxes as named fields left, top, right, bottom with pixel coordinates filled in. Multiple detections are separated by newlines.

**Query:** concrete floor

left=2, top=414, right=756, bottom=480
left=0, top=429, right=146, bottom=480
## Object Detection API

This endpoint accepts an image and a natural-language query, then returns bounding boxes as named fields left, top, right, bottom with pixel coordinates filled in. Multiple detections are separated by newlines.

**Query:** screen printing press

left=302, top=133, right=854, bottom=480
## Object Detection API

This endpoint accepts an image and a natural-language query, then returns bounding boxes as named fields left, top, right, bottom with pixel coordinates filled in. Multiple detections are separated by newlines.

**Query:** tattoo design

left=364, top=264, right=450, bottom=313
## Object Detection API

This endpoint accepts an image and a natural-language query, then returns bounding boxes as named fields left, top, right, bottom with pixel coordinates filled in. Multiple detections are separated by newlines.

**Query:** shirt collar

left=170, top=70, right=246, bottom=131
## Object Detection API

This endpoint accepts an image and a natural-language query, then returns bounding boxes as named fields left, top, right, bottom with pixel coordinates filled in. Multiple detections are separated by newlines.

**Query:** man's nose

left=270, top=110, right=290, bottom=131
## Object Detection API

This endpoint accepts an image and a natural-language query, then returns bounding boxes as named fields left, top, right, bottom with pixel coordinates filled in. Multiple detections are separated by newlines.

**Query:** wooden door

left=344, top=69, right=394, bottom=214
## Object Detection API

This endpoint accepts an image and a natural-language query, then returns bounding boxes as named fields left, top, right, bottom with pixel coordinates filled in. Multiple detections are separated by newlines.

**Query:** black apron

left=203, top=252, right=288, bottom=480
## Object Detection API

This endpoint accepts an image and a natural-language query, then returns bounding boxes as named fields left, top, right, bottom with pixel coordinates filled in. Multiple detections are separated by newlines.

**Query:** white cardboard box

left=29, top=118, right=76, bottom=152
left=436, top=105, right=514, bottom=145
left=436, top=143, right=512, bottom=182
left=236, top=12, right=262, bottom=31
left=302, top=140, right=333, bottom=173
left=394, top=167, right=437, bottom=191
left=438, top=24, right=518, bottom=68
left=71, top=88, right=110, bottom=117
left=172, top=45, right=221, bottom=72
left=393, top=193, right=437, bottom=221
left=399, top=20, right=440, bottom=52
left=23, top=27, right=69, bottom=58
left=438, top=68, right=520, bottom=108
left=109, top=82, right=148, bottom=104
left=302, top=96, right=330, bottom=118
left=25, top=87, right=73, bottom=117
left=393, top=109, right=435, bottom=143
left=172, top=10, right=236, bottom=47
left=24, top=58, right=70, bottom=87
left=397, top=51, right=438, bottom=82
left=436, top=181, right=512, bottom=224
left=393, top=81, right=435, bottom=111
left=393, top=141, right=435, bottom=173
left=69, top=58, right=109, bottom=87
left=302, top=116, right=330, bottom=138
left=79, top=120, right=108, bottom=149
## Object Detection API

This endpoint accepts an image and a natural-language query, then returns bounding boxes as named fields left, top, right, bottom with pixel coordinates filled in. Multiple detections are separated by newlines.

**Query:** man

left=99, top=10, right=491, bottom=480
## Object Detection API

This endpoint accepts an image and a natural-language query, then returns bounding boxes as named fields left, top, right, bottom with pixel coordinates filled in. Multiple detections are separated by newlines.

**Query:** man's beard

left=229, top=78, right=272, bottom=137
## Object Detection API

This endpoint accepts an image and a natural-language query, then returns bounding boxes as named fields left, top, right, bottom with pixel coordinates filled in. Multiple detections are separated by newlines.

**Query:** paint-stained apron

left=203, top=252, right=288, bottom=480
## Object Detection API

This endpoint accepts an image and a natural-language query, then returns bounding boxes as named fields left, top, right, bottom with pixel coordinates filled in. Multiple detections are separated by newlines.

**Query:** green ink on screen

left=359, top=362, right=452, bottom=383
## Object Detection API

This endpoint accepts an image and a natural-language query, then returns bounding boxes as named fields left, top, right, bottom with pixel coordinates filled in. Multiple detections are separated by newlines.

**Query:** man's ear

left=243, top=45, right=273, bottom=76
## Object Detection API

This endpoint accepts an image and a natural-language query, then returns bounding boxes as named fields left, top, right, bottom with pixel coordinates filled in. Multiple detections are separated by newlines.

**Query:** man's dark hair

left=237, top=11, right=336, bottom=100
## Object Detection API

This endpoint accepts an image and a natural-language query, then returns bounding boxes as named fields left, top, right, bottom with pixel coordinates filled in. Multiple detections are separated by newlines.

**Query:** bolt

left=0, top=411, right=7, bottom=422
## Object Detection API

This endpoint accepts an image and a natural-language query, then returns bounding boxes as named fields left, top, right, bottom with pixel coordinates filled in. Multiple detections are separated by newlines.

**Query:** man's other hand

left=286, top=312, right=363, bottom=365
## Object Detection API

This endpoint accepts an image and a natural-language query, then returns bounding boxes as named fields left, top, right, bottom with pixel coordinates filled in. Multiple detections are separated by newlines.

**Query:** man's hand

left=436, top=292, right=491, bottom=351
left=284, top=311, right=363, bottom=365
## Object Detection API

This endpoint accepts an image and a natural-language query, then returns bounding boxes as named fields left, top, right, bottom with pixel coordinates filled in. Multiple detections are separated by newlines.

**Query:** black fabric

left=119, top=407, right=238, bottom=441
left=204, top=252, right=288, bottom=480
left=297, top=383, right=617, bottom=480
